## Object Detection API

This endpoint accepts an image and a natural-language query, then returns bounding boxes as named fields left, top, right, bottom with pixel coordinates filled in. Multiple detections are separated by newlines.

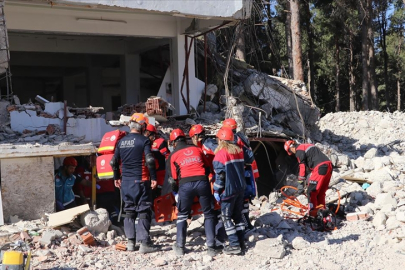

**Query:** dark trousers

left=177, top=180, right=216, bottom=248
left=221, top=191, right=245, bottom=247
left=121, top=180, right=152, bottom=244
left=215, top=209, right=227, bottom=243
left=242, top=198, right=253, bottom=230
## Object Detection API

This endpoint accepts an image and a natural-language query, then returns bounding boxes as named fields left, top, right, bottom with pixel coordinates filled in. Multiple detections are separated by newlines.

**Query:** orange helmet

left=189, top=124, right=205, bottom=137
left=216, top=127, right=234, bottom=141
left=222, top=118, right=237, bottom=130
left=170, top=128, right=185, bottom=142
left=284, top=140, right=295, bottom=155
left=146, top=124, right=157, bottom=133
left=63, top=157, right=78, bottom=167
left=130, top=113, right=148, bottom=125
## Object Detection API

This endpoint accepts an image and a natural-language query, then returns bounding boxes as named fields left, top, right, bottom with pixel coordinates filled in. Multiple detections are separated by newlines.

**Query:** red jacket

left=168, top=141, right=210, bottom=185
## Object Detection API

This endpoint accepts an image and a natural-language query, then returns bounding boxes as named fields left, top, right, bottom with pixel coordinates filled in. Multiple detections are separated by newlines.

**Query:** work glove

left=214, top=192, right=221, bottom=203
left=168, top=177, right=179, bottom=193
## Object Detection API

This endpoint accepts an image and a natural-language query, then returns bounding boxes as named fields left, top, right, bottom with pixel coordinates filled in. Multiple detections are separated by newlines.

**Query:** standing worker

left=144, top=124, right=170, bottom=199
left=55, top=157, right=92, bottom=211
left=111, top=113, right=158, bottom=253
left=167, top=128, right=219, bottom=256
left=222, top=118, right=256, bottom=232
left=189, top=124, right=227, bottom=247
left=284, top=140, right=333, bottom=216
left=212, top=128, right=246, bottom=255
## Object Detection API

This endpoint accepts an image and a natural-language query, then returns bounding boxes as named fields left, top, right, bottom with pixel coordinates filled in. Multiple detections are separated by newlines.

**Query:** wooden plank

left=48, top=204, right=90, bottom=228
left=342, top=176, right=372, bottom=184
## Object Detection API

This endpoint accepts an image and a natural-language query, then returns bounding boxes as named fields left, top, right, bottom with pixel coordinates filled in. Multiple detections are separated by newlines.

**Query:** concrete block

left=10, top=110, right=62, bottom=133
left=357, top=212, right=370, bottom=220
left=44, top=102, right=64, bottom=115
left=1, top=157, right=55, bottom=220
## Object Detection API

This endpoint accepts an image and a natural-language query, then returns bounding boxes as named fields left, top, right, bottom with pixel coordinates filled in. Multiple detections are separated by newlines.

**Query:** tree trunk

left=290, top=0, right=304, bottom=81
left=378, top=4, right=390, bottom=110
left=335, top=33, right=340, bottom=112
left=349, top=33, right=357, bottom=111
left=360, top=0, right=370, bottom=110
left=398, top=73, right=401, bottom=111
left=367, top=0, right=379, bottom=110
left=235, top=23, right=246, bottom=62
left=285, top=1, right=293, bottom=78
left=304, top=1, right=315, bottom=101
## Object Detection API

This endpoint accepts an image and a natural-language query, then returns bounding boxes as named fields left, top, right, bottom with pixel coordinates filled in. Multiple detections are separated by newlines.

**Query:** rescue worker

left=284, top=140, right=333, bottom=216
left=189, top=124, right=227, bottom=247
left=213, top=127, right=246, bottom=255
left=111, top=113, right=158, bottom=253
left=55, top=157, right=92, bottom=211
left=144, top=124, right=170, bottom=199
left=222, top=118, right=256, bottom=232
left=167, top=128, right=219, bottom=256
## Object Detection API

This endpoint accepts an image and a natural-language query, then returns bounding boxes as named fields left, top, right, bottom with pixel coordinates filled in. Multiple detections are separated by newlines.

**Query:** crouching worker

left=213, top=128, right=246, bottom=255
left=55, top=157, right=92, bottom=211
left=168, top=128, right=219, bottom=257
left=284, top=140, right=333, bottom=217
left=111, top=113, right=158, bottom=253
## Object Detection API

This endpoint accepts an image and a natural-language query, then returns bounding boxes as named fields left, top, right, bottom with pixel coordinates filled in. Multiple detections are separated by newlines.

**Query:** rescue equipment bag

left=96, top=154, right=114, bottom=179
left=98, top=130, right=127, bottom=155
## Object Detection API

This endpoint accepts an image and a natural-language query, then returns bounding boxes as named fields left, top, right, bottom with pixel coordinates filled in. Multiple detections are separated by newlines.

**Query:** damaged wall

left=1, top=156, right=54, bottom=220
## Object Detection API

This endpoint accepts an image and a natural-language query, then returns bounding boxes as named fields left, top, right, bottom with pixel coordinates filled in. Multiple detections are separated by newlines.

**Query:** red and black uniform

left=168, top=141, right=216, bottom=249
left=151, top=137, right=170, bottom=187
left=294, top=144, right=333, bottom=213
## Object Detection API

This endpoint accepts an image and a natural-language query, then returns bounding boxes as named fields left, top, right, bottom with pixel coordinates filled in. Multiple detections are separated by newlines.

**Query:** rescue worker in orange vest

left=144, top=124, right=170, bottom=200
left=111, top=113, right=158, bottom=253
left=284, top=140, right=333, bottom=217
left=213, top=128, right=247, bottom=255
left=222, top=118, right=256, bottom=232
left=167, top=128, right=219, bottom=257
left=189, top=124, right=227, bottom=247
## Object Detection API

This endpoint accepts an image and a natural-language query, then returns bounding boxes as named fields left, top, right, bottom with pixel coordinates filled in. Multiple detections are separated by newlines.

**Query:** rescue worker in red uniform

left=111, top=113, right=158, bottom=253
left=189, top=124, right=227, bottom=247
left=284, top=140, right=333, bottom=216
left=213, top=128, right=247, bottom=255
left=167, top=128, right=219, bottom=257
left=144, top=124, right=170, bottom=199
left=222, top=118, right=256, bottom=232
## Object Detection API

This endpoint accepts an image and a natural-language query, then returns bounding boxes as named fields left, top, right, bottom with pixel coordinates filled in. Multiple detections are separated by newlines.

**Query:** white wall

left=48, top=0, right=252, bottom=20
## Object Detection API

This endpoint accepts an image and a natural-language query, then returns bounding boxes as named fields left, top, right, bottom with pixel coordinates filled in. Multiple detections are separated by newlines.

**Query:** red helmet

left=284, top=140, right=295, bottom=155
left=130, top=113, right=148, bottom=125
left=216, top=127, right=234, bottom=141
left=222, top=118, right=237, bottom=130
left=63, top=157, right=78, bottom=167
left=146, top=124, right=157, bottom=133
left=170, top=128, right=185, bottom=141
left=189, top=124, right=205, bottom=137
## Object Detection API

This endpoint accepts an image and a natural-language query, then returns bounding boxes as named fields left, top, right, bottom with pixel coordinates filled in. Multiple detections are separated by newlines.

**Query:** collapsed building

left=0, top=0, right=320, bottom=224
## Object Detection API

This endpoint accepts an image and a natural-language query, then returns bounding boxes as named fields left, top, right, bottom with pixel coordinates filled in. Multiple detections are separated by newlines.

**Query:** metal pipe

left=204, top=34, right=208, bottom=113
left=185, top=36, right=191, bottom=114
left=64, top=100, right=67, bottom=133
left=179, top=36, right=194, bottom=112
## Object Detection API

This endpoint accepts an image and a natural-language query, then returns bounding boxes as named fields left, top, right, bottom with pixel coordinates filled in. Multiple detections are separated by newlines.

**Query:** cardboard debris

left=48, top=204, right=90, bottom=228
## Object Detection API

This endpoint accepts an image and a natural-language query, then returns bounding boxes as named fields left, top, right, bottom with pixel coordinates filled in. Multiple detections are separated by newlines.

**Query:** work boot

left=224, top=245, right=242, bottom=255
left=207, top=246, right=222, bottom=257
left=126, top=239, right=136, bottom=251
left=139, top=242, right=159, bottom=254
left=172, top=243, right=185, bottom=256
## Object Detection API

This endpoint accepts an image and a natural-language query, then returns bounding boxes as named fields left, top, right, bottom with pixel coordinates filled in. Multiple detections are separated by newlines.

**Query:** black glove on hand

left=168, top=177, right=179, bottom=193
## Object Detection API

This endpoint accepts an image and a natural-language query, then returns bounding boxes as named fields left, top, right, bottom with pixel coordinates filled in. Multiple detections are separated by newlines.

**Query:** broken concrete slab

left=10, top=110, right=62, bottom=133
left=48, top=204, right=90, bottom=228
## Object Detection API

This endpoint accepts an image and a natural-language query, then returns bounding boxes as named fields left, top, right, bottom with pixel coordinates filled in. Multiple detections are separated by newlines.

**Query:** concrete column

left=171, top=21, right=196, bottom=115
left=120, top=54, right=140, bottom=105
left=88, top=67, right=103, bottom=107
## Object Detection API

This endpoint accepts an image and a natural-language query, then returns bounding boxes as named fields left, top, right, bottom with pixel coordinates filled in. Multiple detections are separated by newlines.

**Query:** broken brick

left=80, top=232, right=96, bottom=246
left=357, top=212, right=370, bottom=220
left=76, top=227, right=89, bottom=235
left=20, top=231, right=31, bottom=241
left=346, top=213, right=359, bottom=221
left=115, top=243, right=127, bottom=251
